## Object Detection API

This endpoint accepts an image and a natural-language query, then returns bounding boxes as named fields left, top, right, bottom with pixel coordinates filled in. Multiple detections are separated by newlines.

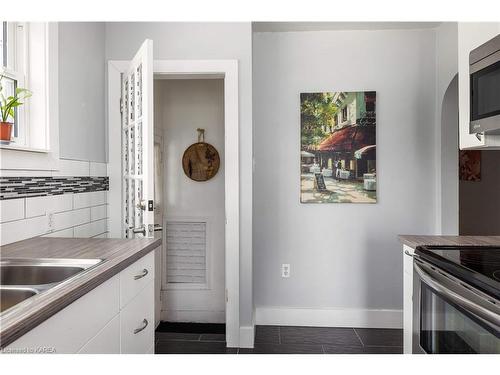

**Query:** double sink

left=0, top=258, right=101, bottom=314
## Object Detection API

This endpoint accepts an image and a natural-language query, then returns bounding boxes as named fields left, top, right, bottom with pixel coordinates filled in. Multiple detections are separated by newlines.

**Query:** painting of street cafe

left=300, top=91, right=377, bottom=203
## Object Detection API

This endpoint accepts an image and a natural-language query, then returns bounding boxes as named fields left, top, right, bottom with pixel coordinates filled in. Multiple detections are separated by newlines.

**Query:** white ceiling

left=252, top=22, right=443, bottom=33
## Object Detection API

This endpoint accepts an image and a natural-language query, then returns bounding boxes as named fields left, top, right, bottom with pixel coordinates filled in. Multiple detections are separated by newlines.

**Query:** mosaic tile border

left=0, top=176, right=109, bottom=200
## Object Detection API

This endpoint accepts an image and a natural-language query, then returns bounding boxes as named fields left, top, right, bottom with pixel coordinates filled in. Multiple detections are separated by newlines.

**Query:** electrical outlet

left=281, top=263, right=290, bottom=278
left=47, top=212, right=55, bottom=232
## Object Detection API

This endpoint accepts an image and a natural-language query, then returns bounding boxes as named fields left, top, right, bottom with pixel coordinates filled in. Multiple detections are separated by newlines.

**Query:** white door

left=121, top=40, right=155, bottom=238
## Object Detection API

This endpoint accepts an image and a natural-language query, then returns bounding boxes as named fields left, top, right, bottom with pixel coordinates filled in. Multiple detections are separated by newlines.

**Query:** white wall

left=252, top=29, right=438, bottom=327
left=439, top=76, right=459, bottom=235
left=435, top=23, right=459, bottom=235
left=460, top=150, right=500, bottom=235
left=105, top=22, right=254, bottom=331
left=156, top=79, right=225, bottom=322
left=1, top=23, right=109, bottom=245
left=59, top=22, right=106, bottom=162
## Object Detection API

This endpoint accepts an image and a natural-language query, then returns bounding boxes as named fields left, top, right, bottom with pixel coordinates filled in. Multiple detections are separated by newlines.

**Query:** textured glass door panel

left=120, top=40, right=154, bottom=239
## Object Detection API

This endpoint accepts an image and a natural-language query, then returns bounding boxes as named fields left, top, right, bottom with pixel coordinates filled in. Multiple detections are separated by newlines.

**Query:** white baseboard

left=255, top=307, right=402, bottom=329
left=239, top=325, right=255, bottom=348
left=160, top=310, right=225, bottom=323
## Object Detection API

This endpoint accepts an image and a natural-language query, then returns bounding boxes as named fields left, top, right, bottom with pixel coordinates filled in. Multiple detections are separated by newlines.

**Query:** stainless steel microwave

left=470, top=33, right=500, bottom=134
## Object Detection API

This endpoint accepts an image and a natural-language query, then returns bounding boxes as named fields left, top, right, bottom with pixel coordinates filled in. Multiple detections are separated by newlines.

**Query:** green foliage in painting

left=300, top=93, right=338, bottom=149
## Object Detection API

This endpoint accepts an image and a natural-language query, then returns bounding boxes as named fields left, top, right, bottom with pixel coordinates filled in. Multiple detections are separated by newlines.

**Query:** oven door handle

left=414, top=262, right=500, bottom=331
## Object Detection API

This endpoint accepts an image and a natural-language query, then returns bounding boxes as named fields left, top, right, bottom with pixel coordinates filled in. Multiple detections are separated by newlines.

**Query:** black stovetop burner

left=415, top=246, right=500, bottom=300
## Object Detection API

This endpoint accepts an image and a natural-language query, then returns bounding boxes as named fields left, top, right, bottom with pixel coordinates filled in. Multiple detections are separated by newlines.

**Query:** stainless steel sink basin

left=0, top=258, right=101, bottom=287
left=0, top=258, right=102, bottom=314
left=0, top=287, right=39, bottom=313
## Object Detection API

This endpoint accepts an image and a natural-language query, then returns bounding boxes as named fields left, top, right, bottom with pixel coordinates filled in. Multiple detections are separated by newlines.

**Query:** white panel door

left=121, top=40, right=155, bottom=238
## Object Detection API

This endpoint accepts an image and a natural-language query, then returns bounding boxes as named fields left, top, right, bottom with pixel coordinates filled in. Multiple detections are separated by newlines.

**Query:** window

left=0, top=22, right=27, bottom=145
left=0, top=22, right=59, bottom=171
left=341, top=106, right=348, bottom=122
left=1, top=22, right=6, bottom=65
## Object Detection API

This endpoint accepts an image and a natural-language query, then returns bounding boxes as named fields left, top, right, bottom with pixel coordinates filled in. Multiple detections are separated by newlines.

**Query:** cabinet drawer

left=6, top=274, right=120, bottom=354
left=120, top=281, right=154, bottom=354
left=78, top=314, right=120, bottom=354
left=120, top=251, right=154, bottom=309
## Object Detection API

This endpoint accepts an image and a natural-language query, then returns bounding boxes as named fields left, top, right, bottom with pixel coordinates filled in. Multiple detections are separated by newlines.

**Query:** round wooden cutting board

left=182, top=142, right=220, bottom=182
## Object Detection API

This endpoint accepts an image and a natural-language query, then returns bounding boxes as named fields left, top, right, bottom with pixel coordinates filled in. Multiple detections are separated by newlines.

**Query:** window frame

left=1, top=22, right=28, bottom=146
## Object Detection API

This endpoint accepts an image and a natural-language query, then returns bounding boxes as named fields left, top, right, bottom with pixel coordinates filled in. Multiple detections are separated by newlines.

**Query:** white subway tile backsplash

left=90, top=162, right=107, bottom=177
left=25, top=194, right=73, bottom=218
left=73, top=191, right=107, bottom=209
left=90, top=205, right=107, bottom=221
left=53, top=159, right=90, bottom=177
left=43, top=227, right=74, bottom=238
left=0, top=199, right=25, bottom=223
left=0, top=215, right=48, bottom=245
left=74, top=219, right=107, bottom=238
left=1, top=160, right=109, bottom=246
left=53, top=208, right=90, bottom=232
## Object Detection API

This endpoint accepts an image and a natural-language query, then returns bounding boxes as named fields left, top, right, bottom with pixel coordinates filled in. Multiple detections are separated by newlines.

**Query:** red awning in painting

left=354, top=144, right=376, bottom=159
left=318, top=125, right=375, bottom=153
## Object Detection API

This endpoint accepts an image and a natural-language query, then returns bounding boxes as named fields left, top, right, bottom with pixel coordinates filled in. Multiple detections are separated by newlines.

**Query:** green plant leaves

left=0, top=78, right=32, bottom=122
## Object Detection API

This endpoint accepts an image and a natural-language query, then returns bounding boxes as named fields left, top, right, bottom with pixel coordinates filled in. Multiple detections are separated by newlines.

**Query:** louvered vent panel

left=166, top=221, right=207, bottom=284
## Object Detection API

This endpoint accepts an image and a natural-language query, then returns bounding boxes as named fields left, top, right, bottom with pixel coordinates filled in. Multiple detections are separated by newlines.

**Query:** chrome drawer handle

left=134, top=269, right=148, bottom=280
left=134, top=319, right=148, bottom=334
left=404, top=249, right=420, bottom=259
left=404, top=249, right=414, bottom=258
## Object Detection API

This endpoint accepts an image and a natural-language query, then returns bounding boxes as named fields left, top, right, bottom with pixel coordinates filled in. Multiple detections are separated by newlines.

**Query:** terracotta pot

left=0, top=122, right=13, bottom=142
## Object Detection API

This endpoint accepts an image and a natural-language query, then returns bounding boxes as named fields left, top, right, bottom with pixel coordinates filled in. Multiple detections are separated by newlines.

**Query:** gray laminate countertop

left=398, top=235, right=500, bottom=249
left=0, top=237, right=161, bottom=348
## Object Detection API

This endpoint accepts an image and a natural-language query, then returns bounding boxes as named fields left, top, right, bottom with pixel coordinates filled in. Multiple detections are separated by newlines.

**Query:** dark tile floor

left=155, top=325, right=403, bottom=354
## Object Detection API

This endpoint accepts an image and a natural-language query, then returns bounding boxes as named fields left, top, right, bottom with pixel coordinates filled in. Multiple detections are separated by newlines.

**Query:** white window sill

left=0, top=142, right=50, bottom=153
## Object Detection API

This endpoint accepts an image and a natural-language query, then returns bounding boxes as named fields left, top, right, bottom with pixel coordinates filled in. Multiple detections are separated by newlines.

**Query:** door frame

left=107, top=59, right=240, bottom=347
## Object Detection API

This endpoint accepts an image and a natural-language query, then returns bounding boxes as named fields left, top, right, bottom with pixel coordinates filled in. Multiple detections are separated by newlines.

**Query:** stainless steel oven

left=470, top=33, right=500, bottom=134
left=412, top=257, right=500, bottom=354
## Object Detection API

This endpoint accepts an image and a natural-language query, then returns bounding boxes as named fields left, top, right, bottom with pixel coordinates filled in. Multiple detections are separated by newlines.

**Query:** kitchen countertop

left=0, top=237, right=161, bottom=348
left=398, top=235, right=500, bottom=249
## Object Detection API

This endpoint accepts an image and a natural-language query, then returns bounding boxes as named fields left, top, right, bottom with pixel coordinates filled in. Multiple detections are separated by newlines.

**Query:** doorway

left=154, top=77, right=225, bottom=323
left=108, top=59, right=240, bottom=347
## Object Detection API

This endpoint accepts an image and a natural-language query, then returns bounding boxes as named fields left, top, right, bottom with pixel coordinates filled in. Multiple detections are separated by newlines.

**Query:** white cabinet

left=79, top=315, right=120, bottom=354
left=120, top=251, right=154, bottom=309
left=120, top=282, right=154, bottom=354
left=402, top=245, right=414, bottom=354
left=5, top=248, right=157, bottom=354
left=458, top=22, right=500, bottom=150
left=6, top=274, right=120, bottom=354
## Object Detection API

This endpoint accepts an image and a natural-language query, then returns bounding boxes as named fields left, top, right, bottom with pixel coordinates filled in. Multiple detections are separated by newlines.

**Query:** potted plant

left=0, top=72, right=32, bottom=142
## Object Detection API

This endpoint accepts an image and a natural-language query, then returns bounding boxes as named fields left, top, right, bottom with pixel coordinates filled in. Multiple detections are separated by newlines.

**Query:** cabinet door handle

left=134, top=269, right=149, bottom=280
left=133, top=319, right=148, bottom=334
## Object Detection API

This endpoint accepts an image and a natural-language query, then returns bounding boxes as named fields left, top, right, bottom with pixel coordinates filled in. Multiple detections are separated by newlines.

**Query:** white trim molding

left=239, top=325, right=255, bottom=349
left=255, top=307, right=403, bottom=329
